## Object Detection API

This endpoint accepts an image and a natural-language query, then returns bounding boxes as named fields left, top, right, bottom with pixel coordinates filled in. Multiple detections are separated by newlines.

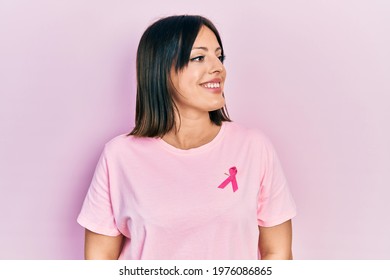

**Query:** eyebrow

left=191, top=47, right=222, bottom=52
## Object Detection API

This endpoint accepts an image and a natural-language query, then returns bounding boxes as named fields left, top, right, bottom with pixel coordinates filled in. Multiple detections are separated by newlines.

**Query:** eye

left=218, top=55, right=226, bottom=63
left=190, top=56, right=205, bottom=62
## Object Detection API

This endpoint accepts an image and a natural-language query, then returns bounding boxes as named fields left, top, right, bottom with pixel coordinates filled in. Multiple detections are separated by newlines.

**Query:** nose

left=209, top=56, right=224, bottom=74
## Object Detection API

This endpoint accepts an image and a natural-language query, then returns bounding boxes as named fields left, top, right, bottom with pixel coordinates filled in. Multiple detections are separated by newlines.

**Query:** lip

left=199, top=78, right=223, bottom=93
left=200, top=78, right=222, bottom=84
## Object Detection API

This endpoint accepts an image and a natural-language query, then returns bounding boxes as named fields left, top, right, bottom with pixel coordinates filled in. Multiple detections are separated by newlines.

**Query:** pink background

left=1, top=0, right=389, bottom=259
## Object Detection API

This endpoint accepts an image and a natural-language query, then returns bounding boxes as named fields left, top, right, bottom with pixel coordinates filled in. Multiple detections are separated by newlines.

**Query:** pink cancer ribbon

left=218, top=167, right=238, bottom=192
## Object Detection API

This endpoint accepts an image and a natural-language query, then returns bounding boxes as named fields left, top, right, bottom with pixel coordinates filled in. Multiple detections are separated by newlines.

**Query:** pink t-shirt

left=77, top=122, right=296, bottom=259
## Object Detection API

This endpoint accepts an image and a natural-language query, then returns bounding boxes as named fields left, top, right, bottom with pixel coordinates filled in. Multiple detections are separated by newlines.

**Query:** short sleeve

left=77, top=147, right=121, bottom=236
left=257, top=138, right=297, bottom=227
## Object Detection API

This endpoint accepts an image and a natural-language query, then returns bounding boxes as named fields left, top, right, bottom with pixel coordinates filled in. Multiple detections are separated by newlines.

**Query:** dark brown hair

left=128, top=15, right=231, bottom=137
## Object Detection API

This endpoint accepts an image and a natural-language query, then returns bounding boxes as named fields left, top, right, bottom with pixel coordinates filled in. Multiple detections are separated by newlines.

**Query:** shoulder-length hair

left=128, top=15, right=231, bottom=138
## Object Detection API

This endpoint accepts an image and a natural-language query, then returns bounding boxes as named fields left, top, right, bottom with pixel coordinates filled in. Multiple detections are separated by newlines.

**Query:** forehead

left=192, top=26, right=220, bottom=49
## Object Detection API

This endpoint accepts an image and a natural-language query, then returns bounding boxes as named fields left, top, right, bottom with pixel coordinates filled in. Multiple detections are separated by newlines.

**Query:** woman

left=77, top=15, right=296, bottom=260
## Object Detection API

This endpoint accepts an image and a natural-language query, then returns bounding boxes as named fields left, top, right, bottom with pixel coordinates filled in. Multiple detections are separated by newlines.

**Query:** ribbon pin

left=218, top=166, right=238, bottom=192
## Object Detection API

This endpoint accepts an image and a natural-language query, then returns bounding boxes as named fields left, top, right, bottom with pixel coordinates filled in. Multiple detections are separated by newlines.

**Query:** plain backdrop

left=1, top=0, right=389, bottom=259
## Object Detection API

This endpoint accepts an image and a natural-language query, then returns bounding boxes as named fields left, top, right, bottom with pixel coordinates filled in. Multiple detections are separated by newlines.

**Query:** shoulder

left=102, top=133, right=156, bottom=156
left=223, top=122, right=279, bottom=160
left=224, top=121, right=272, bottom=146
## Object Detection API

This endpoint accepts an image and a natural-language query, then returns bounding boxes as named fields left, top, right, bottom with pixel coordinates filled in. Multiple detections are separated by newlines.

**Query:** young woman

left=77, top=15, right=296, bottom=260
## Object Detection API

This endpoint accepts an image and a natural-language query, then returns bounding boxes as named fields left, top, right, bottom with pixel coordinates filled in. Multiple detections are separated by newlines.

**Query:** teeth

left=203, top=82, right=220, bottom=88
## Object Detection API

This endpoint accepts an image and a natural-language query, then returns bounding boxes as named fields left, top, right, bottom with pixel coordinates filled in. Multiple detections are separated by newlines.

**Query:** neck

left=162, top=113, right=221, bottom=150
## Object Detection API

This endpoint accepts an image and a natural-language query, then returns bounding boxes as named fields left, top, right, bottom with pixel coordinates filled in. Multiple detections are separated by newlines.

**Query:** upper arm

left=84, top=229, right=124, bottom=260
left=258, top=219, right=293, bottom=260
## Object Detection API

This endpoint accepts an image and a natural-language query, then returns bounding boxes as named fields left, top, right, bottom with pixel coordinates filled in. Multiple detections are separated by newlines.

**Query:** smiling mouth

left=201, top=82, right=221, bottom=89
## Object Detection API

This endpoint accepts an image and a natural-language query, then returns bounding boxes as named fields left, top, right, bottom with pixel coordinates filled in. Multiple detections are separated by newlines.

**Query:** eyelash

left=190, top=56, right=205, bottom=62
left=190, top=55, right=226, bottom=63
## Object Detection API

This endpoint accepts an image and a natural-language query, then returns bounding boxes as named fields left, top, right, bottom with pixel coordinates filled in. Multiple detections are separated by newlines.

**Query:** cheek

left=179, top=74, right=200, bottom=92
left=220, top=66, right=227, bottom=81
left=183, top=66, right=202, bottom=82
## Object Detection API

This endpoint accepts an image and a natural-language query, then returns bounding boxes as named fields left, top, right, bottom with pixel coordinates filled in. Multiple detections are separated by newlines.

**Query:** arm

left=258, top=219, right=293, bottom=260
left=84, top=229, right=124, bottom=260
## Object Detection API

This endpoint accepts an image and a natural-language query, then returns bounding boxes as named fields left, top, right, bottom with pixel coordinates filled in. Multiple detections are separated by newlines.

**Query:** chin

left=207, top=103, right=226, bottom=112
left=200, top=96, right=225, bottom=112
